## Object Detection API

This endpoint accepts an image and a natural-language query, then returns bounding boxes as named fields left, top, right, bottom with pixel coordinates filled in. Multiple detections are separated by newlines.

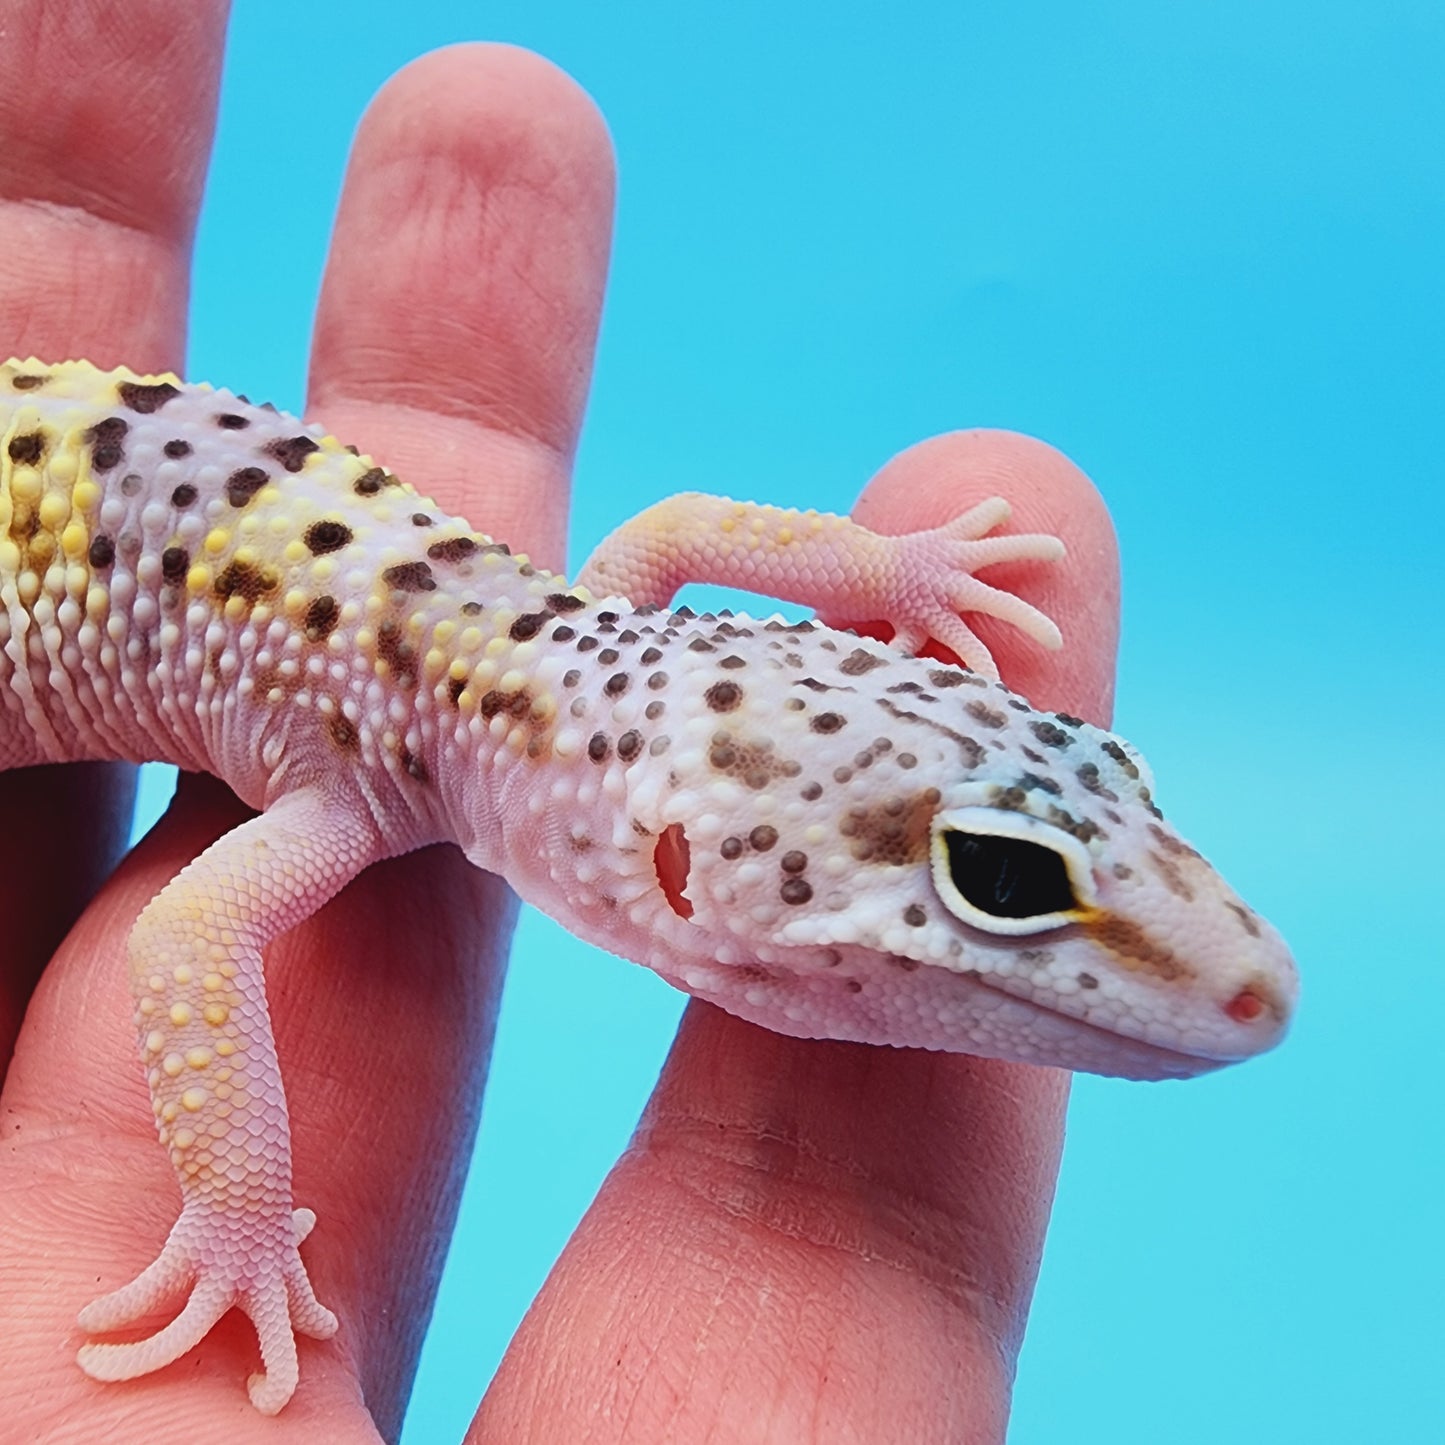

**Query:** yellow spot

left=216, top=1039, right=237, bottom=1057
left=70, top=476, right=96, bottom=507
left=185, top=1047, right=213, bottom=1070
left=17, top=571, right=39, bottom=605
left=0, top=541, right=19, bottom=572
left=204, top=528, right=230, bottom=555
left=434, top=620, right=456, bottom=645
left=223, top=595, right=247, bottom=622
left=499, top=669, right=526, bottom=693
left=777, top=528, right=793, bottom=546
left=162, top=1053, right=185, bottom=1078
left=720, top=517, right=735, bottom=533
left=203, top=1003, right=230, bottom=1027
left=144, top=1030, right=166, bottom=1055
left=61, top=523, right=88, bottom=558
left=269, top=514, right=294, bottom=536
left=449, top=659, right=469, bottom=681
left=172, top=1128, right=197, bottom=1149
left=186, top=563, right=211, bottom=591
left=10, top=468, right=41, bottom=502
left=180, top=1088, right=207, bottom=1112
left=169, top=1002, right=193, bottom=1027
left=284, top=540, right=308, bottom=564
left=173, top=964, right=194, bottom=985
left=162, top=1102, right=178, bottom=1123
left=218, top=961, right=238, bottom=978
left=148, top=975, right=166, bottom=993
left=460, top=627, right=483, bottom=652
left=202, top=972, right=225, bottom=992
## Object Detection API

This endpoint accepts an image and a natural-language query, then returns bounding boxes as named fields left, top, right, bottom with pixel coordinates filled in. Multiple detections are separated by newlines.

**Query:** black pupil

left=943, top=830, right=1077, bottom=919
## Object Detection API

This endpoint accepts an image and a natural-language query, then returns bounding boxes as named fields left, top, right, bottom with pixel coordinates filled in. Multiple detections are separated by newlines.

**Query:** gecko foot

left=884, top=498, right=1065, bottom=677
left=77, top=1204, right=335, bottom=1414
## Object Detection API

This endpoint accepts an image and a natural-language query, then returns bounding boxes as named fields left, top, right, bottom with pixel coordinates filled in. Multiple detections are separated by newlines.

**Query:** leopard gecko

left=0, top=358, right=1298, bottom=1412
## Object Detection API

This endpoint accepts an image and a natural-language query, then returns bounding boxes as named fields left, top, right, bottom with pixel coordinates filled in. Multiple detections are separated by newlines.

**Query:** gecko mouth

left=926, top=961, right=1232, bottom=1080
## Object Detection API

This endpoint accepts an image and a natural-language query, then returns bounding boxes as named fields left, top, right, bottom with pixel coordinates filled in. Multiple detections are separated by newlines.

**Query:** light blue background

left=123, top=3, right=1441, bottom=1440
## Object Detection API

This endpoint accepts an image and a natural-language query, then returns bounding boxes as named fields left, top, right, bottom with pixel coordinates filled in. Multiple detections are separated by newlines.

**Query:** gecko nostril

left=1223, top=986, right=1267, bottom=1024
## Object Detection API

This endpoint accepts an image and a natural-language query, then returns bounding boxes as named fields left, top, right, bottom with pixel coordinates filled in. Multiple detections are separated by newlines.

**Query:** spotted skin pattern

left=0, top=359, right=1298, bottom=1411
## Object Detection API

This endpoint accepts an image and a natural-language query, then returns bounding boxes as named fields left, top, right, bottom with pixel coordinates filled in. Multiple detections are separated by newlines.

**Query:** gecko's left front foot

left=76, top=1203, right=336, bottom=1414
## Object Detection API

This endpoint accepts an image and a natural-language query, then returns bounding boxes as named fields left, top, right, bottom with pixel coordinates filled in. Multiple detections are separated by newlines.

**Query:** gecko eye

left=930, top=807, right=1097, bottom=936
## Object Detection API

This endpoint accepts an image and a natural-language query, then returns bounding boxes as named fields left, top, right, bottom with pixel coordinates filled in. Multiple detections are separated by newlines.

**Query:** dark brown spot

left=647, top=671, right=669, bottom=690
left=171, top=483, right=198, bottom=508
left=163, top=438, right=192, bottom=459
left=1082, top=914, right=1193, bottom=982
left=588, top=732, right=610, bottom=763
left=687, top=638, right=715, bottom=653
left=399, top=748, right=429, bottom=783
left=838, top=789, right=941, bottom=866
left=266, top=435, right=320, bottom=472
left=640, top=646, right=663, bottom=665
left=427, top=537, right=479, bottom=564
left=376, top=619, right=417, bottom=686
left=87, top=535, right=115, bottom=569
left=1031, top=720, right=1073, bottom=749
left=749, top=825, right=778, bottom=852
left=897, top=752, right=917, bottom=769
left=928, top=668, right=969, bottom=688
left=604, top=672, right=631, bottom=697
left=354, top=467, right=387, bottom=495
left=1226, top=901, right=1262, bottom=938
left=11, top=372, right=47, bottom=390
left=617, top=730, right=643, bottom=762
left=780, top=850, right=808, bottom=874
left=720, top=836, right=744, bottom=860
left=213, top=559, right=278, bottom=605
left=551, top=625, right=576, bottom=642
left=719, top=655, right=746, bottom=670
left=7, top=431, right=43, bottom=464
left=705, top=680, right=743, bottom=712
left=216, top=412, right=249, bottom=430
left=645, top=701, right=666, bottom=720
left=85, top=416, right=128, bottom=470
left=598, top=648, right=620, bottom=666
left=1055, top=712, right=1086, bottom=728
left=965, top=700, right=1008, bottom=729
left=304, top=595, right=340, bottom=642
left=446, top=677, right=467, bottom=706
left=412, top=513, right=435, bottom=527
left=1100, top=739, right=1139, bottom=778
left=383, top=561, right=436, bottom=593
left=510, top=611, right=550, bottom=642
left=329, top=715, right=359, bottom=750
left=304, top=519, right=353, bottom=556
left=161, top=546, right=189, bottom=584
left=1078, top=972, right=1099, bottom=989
left=117, top=380, right=180, bottom=413
left=811, top=711, right=845, bottom=734
left=226, top=466, right=269, bottom=506
left=903, top=903, right=927, bottom=926
left=877, top=699, right=986, bottom=768
left=1076, top=762, right=1118, bottom=802
left=781, top=878, right=814, bottom=905
left=547, top=592, right=587, bottom=613
left=1019, top=771, right=1063, bottom=796
left=800, top=782, right=822, bottom=801
left=839, top=648, right=885, bottom=676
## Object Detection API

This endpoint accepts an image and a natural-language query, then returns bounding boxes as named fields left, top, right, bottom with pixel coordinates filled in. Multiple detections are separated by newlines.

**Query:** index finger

left=472, top=434, right=1117, bottom=1440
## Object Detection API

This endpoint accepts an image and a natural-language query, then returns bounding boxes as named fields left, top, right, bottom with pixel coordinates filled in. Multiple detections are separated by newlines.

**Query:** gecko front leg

left=76, top=786, right=382, bottom=1413
left=576, top=492, right=1065, bottom=676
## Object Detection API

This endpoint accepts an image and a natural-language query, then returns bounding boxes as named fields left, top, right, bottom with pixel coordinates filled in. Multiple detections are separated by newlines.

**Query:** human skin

left=0, top=4, right=1117, bottom=1441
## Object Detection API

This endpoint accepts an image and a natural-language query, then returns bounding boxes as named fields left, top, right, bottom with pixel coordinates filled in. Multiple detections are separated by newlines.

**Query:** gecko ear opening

left=655, top=822, right=694, bottom=919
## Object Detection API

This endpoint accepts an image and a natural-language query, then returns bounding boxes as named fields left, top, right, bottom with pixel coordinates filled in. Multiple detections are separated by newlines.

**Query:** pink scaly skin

left=0, top=357, right=1297, bottom=1414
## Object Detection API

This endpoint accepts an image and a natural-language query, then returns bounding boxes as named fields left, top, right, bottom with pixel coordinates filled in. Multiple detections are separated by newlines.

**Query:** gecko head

left=636, top=647, right=1297, bottom=1080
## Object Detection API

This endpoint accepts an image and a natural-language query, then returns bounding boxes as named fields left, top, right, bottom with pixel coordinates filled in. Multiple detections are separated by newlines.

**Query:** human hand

left=0, top=7, right=1118, bottom=1441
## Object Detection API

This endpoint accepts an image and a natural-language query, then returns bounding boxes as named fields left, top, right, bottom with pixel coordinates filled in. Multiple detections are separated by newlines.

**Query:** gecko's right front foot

left=76, top=1203, right=336, bottom=1414
left=876, top=497, right=1066, bottom=675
